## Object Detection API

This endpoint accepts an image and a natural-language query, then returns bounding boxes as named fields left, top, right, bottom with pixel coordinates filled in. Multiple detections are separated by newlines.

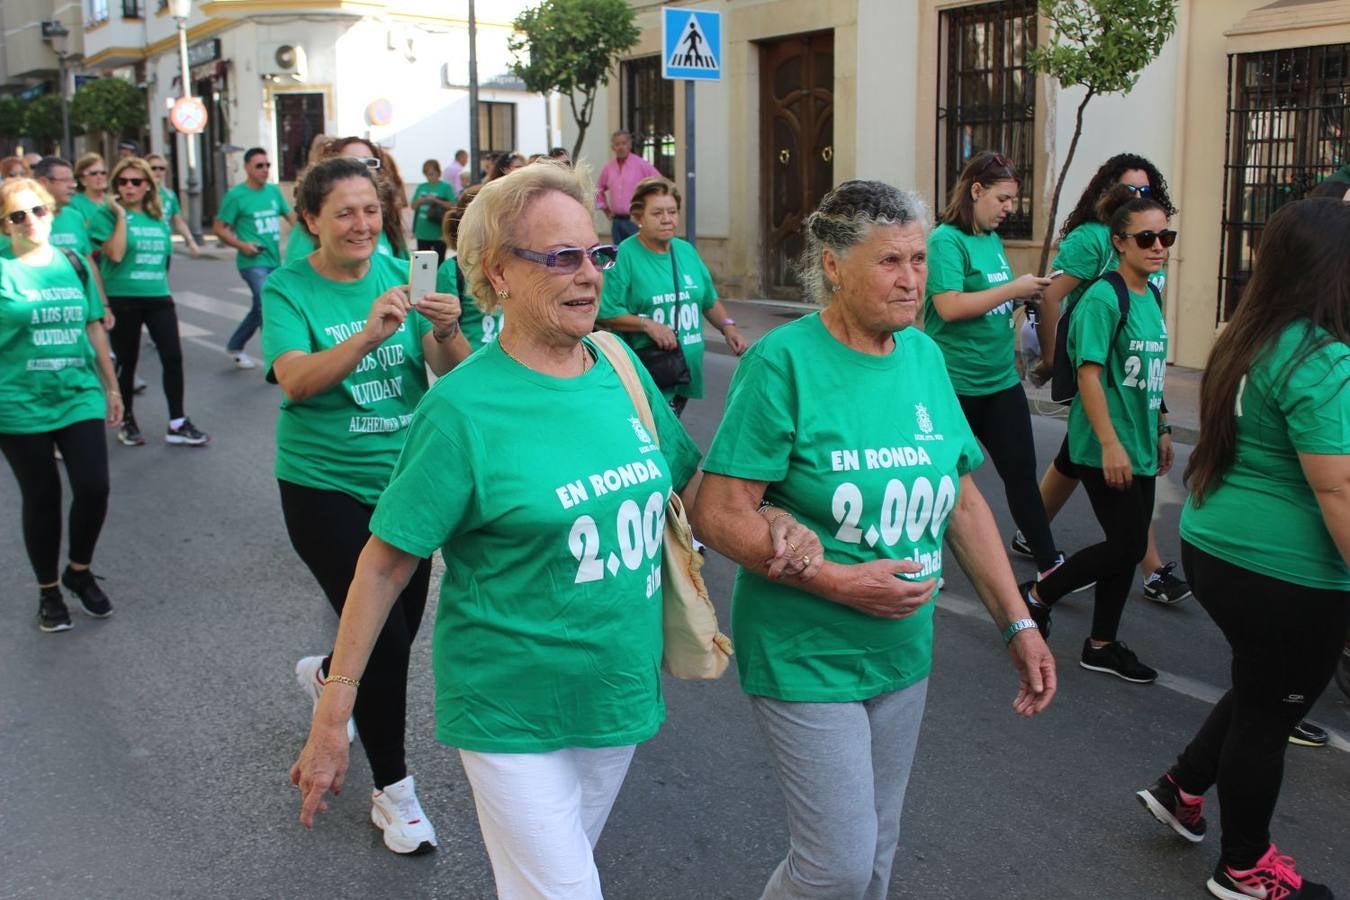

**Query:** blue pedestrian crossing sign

left=662, top=7, right=722, bottom=81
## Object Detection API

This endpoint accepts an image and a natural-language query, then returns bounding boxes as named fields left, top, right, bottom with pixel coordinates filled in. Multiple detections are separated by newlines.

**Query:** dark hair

left=1096, top=185, right=1165, bottom=237
left=796, top=180, right=928, bottom=304
left=1186, top=198, right=1350, bottom=503
left=244, top=147, right=267, bottom=164
left=311, top=137, right=407, bottom=255
left=629, top=177, right=680, bottom=217
left=548, top=147, right=570, bottom=160
left=442, top=183, right=481, bottom=250
left=294, top=157, right=379, bottom=236
left=489, top=153, right=526, bottom=181
left=1307, top=178, right=1350, bottom=200
left=33, top=156, right=72, bottom=179
left=940, top=151, right=1020, bottom=234
left=1059, top=153, right=1177, bottom=239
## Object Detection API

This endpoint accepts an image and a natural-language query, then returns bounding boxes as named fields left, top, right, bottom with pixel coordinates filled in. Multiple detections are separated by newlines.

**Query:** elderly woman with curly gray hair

left=692, top=180, right=1057, bottom=899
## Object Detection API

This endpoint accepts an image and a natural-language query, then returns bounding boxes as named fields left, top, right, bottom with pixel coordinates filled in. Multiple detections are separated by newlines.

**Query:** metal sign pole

left=685, top=79, right=695, bottom=246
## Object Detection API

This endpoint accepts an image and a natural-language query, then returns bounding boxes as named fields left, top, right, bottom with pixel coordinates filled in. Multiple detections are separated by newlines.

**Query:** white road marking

left=175, top=289, right=250, bottom=320
left=935, top=591, right=1349, bottom=753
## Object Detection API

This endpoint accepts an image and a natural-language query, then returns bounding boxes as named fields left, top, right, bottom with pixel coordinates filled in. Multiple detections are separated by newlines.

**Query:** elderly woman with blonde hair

left=291, top=160, right=821, bottom=894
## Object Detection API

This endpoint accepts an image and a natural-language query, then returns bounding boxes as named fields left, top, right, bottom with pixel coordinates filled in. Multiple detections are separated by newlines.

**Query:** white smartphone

left=408, top=251, right=438, bottom=305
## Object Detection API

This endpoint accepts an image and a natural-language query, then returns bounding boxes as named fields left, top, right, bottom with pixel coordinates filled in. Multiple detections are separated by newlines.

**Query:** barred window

left=937, top=0, right=1037, bottom=239
left=620, top=56, right=675, bottom=180
left=478, top=102, right=516, bottom=155
left=122, top=0, right=141, bottom=18
left=87, top=0, right=110, bottom=24
left=1219, top=45, right=1350, bottom=321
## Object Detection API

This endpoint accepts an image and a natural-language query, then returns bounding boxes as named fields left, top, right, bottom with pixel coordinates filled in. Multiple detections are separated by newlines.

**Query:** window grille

left=478, top=102, right=516, bottom=155
left=620, top=56, right=676, bottom=180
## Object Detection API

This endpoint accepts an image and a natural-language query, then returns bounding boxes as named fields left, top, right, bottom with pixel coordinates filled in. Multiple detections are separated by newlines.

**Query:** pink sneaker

left=1207, top=844, right=1332, bottom=900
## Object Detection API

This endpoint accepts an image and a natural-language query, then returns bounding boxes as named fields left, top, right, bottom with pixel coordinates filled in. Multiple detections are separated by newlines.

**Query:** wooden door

left=760, top=32, right=834, bottom=298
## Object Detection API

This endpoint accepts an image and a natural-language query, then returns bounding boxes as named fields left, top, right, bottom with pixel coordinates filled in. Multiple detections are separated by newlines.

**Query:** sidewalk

left=709, top=298, right=1202, bottom=444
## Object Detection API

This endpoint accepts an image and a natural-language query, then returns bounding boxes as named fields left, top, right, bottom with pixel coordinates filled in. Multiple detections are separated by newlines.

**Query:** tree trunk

left=1038, top=88, right=1095, bottom=274
left=569, top=87, right=596, bottom=166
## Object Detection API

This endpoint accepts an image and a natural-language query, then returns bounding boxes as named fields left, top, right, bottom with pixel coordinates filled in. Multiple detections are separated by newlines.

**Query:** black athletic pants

left=278, top=480, right=432, bottom=789
left=0, top=419, right=110, bottom=585
left=1170, top=541, right=1348, bottom=869
left=958, top=384, right=1058, bottom=570
left=108, top=296, right=185, bottom=421
left=1036, top=467, right=1154, bottom=642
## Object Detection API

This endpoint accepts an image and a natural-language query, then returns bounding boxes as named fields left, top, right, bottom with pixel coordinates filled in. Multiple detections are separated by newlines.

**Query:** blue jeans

left=610, top=215, right=638, bottom=245
left=227, top=265, right=274, bottom=353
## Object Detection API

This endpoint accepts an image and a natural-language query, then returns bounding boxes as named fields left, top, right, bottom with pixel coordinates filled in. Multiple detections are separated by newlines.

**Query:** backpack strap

left=58, top=247, right=89, bottom=288
left=1100, top=271, right=1132, bottom=388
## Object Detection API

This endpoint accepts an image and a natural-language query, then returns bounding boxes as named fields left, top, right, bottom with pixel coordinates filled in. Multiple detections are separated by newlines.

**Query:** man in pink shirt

left=596, top=129, right=661, bottom=244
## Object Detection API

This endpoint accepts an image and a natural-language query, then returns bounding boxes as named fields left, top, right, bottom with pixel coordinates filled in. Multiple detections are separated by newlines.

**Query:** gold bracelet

left=324, top=673, right=361, bottom=689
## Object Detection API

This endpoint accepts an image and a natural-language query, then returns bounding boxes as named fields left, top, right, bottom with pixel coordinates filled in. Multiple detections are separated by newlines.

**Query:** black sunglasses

left=150, top=165, right=168, bottom=172
left=252, top=161, right=272, bottom=169
left=510, top=244, right=618, bottom=273
left=1122, top=184, right=1153, bottom=196
left=6, top=205, right=50, bottom=225
left=116, top=176, right=146, bottom=187
left=1119, top=229, right=1177, bottom=249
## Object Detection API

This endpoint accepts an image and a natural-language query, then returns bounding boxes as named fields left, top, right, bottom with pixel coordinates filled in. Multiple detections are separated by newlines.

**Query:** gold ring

left=801, top=555, right=811, bottom=567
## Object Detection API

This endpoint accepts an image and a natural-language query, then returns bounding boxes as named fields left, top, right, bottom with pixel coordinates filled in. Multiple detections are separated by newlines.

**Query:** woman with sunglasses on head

left=597, top=176, right=748, bottom=418
left=264, top=157, right=469, bottom=856
left=145, top=154, right=200, bottom=259
left=68, top=154, right=110, bottom=229
left=1135, top=197, right=1350, bottom=900
left=283, top=138, right=408, bottom=265
left=0, top=178, right=121, bottom=632
left=90, top=157, right=208, bottom=448
left=1022, top=187, right=1174, bottom=683
left=923, top=151, right=1061, bottom=577
left=1010, top=153, right=1192, bottom=606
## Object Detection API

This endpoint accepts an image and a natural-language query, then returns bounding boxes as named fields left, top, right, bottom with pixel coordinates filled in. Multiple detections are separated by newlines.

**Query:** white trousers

left=458, top=744, right=637, bottom=900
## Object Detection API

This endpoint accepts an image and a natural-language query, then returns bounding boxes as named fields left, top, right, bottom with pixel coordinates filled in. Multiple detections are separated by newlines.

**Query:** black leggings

left=1170, top=541, right=1348, bottom=869
left=278, top=480, right=431, bottom=789
left=958, top=384, right=1058, bottom=570
left=109, top=296, right=184, bottom=421
left=1036, top=467, right=1154, bottom=642
left=0, top=419, right=110, bottom=585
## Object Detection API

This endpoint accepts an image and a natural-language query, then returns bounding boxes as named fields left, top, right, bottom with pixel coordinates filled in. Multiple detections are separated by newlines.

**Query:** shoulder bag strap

left=590, top=331, right=661, bottom=447
left=1101, top=270, right=1131, bottom=388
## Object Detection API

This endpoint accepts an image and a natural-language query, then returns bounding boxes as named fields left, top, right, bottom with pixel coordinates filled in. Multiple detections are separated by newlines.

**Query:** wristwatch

left=1157, top=423, right=1172, bottom=436
left=1002, top=618, right=1039, bottom=645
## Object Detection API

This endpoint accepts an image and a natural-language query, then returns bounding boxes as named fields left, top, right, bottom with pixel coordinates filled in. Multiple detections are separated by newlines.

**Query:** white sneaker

left=231, top=351, right=258, bottom=369
left=371, top=775, right=438, bottom=855
left=294, top=655, right=356, bottom=743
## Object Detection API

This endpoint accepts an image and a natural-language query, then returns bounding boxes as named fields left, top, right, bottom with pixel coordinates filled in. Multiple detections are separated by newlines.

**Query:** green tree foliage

left=70, top=76, right=147, bottom=138
left=23, top=95, right=67, bottom=151
left=1028, top=0, right=1178, bottom=270
left=508, top=0, right=640, bottom=161
left=0, top=96, right=25, bottom=150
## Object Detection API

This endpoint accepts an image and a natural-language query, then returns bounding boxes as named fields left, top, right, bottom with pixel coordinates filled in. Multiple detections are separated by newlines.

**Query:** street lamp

left=169, top=0, right=202, bottom=240
left=41, top=20, right=72, bottom=161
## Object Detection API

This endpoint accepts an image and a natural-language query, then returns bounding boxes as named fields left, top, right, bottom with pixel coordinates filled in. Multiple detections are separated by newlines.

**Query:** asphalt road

left=2, top=254, right=1347, bottom=900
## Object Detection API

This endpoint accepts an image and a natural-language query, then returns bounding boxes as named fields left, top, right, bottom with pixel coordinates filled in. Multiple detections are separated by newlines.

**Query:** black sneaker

left=1009, top=530, right=1034, bottom=558
left=61, top=566, right=112, bottom=618
left=117, top=416, right=146, bottom=447
left=1143, top=561, right=1192, bottom=604
left=1136, top=774, right=1206, bottom=843
left=1080, top=639, right=1157, bottom=683
left=166, top=419, right=210, bottom=446
left=1288, top=720, right=1328, bottom=748
left=38, top=588, right=72, bottom=633
left=1019, top=580, right=1052, bottom=639
left=1207, top=844, right=1333, bottom=900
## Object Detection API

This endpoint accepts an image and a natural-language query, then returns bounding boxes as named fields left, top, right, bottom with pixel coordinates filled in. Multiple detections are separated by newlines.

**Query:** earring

left=497, top=288, right=509, bottom=300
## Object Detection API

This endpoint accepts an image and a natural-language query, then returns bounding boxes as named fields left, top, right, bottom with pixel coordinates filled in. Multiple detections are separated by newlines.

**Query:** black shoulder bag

left=634, top=247, right=692, bottom=389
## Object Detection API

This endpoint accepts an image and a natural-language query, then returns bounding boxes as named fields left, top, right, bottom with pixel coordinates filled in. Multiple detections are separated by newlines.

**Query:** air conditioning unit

left=258, top=43, right=308, bottom=81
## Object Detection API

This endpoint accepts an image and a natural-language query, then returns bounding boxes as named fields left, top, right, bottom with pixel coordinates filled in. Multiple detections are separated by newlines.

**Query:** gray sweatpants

left=750, top=679, right=929, bottom=900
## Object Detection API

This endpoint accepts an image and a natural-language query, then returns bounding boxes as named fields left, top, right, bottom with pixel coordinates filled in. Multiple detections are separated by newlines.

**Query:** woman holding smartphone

left=263, top=157, right=468, bottom=855
left=923, top=151, right=1059, bottom=577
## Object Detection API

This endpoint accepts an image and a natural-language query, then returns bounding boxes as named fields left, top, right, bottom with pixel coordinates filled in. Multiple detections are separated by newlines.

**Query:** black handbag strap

left=669, top=244, right=682, bottom=333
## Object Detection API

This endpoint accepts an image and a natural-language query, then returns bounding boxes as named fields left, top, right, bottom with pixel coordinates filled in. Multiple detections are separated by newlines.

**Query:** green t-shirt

left=159, top=186, right=182, bottom=220
left=368, top=337, right=703, bottom=753
left=1181, top=323, right=1350, bottom=590
left=922, top=223, right=1019, bottom=396
left=50, top=205, right=94, bottom=258
left=217, top=182, right=291, bottom=271
left=89, top=208, right=171, bottom=298
left=1066, top=278, right=1168, bottom=474
left=1053, top=221, right=1167, bottom=308
left=67, top=193, right=103, bottom=229
left=599, top=235, right=718, bottom=400
left=283, top=225, right=403, bottom=266
left=412, top=181, right=456, bottom=242
left=0, top=249, right=107, bottom=433
left=435, top=255, right=500, bottom=348
left=262, top=253, right=431, bottom=507
left=702, top=314, right=985, bottom=702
